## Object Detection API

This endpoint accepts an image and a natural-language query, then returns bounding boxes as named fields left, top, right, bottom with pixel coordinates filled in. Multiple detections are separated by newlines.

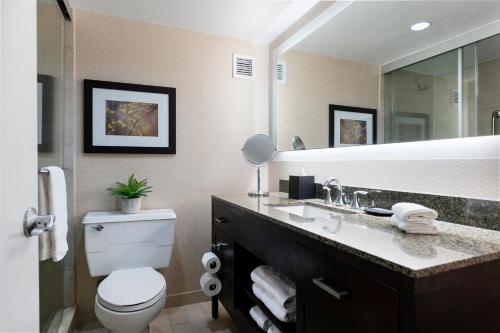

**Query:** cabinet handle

left=313, top=277, right=348, bottom=300
left=214, top=217, right=229, bottom=224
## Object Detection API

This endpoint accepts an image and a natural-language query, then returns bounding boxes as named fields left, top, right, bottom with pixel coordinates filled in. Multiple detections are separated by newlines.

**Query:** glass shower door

left=384, top=49, right=460, bottom=143
left=37, top=1, right=65, bottom=332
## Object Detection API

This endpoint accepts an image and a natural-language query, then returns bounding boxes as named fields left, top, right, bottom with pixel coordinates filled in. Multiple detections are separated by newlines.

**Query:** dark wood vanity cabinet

left=295, top=243, right=398, bottom=333
left=211, top=197, right=500, bottom=333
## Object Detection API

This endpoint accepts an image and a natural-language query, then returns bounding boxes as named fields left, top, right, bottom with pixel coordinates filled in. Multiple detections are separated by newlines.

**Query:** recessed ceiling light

left=410, top=21, right=431, bottom=31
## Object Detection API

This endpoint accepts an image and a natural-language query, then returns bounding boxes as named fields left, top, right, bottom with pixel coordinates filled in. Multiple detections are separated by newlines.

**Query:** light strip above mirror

left=274, top=136, right=499, bottom=162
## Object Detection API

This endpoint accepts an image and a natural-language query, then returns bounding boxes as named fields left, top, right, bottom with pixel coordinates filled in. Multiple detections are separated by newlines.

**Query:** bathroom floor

left=77, top=301, right=238, bottom=333
left=150, top=301, right=238, bottom=333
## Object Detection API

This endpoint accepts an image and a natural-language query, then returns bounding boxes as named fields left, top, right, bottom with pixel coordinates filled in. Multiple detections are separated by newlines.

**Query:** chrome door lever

left=23, top=207, right=55, bottom=237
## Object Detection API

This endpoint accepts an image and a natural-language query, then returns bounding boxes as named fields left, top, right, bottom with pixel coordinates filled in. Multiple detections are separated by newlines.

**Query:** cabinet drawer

left=212, top=204, right=233, bottom=236
left=296, top=244, right=398, bottom=333
left=235, top=213, right=296, bottom=277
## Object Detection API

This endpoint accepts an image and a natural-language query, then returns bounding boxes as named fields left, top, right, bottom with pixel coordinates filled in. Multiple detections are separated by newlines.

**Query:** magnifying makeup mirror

left=241, top=134, right=277, bottom=197
left=292, top=136, right=306, bottom=150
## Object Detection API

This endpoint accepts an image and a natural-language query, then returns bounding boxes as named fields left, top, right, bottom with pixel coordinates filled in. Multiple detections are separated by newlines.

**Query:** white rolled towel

left=40, top=166, right=68, bottom=262
left=251, top=265, right=296, bottom=309
left=38, top=173, right=51, bottom=261
left=267, top=325, right=282, bottom=333
left=391, top=215, right=438, bottom=235
left=249, top=306, right=272, bottom=331
left=252, top=283, right=296, bottom=323
left=392, top=202, right=438, bottom=223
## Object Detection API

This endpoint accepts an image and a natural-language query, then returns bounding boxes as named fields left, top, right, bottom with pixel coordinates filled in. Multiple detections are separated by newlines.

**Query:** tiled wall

left=72, top=10, right=269, bottom=326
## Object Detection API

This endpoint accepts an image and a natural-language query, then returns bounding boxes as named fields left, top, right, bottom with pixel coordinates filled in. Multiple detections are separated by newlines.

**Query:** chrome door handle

left=313, top=277, right=349, bottom=300
left=23, top=207, right=55, bottom=237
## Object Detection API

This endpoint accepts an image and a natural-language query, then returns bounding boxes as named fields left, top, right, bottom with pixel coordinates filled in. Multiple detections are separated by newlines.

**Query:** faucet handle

left=367, top=190, right=382, bottom=207
left=322, top=186, right=332, bottom=205
left=351, top=190, right=368, bottom=209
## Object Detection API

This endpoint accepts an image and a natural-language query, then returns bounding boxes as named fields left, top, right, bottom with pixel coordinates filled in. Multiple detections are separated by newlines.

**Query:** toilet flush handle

left=92, top=224, right=104, bottom=231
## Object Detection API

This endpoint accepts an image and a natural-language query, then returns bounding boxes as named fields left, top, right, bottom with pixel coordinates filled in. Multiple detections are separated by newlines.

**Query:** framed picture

left=393, top=112, right=429, bottom=142
left=38, top=74, right=53, bottom=152
left=84, top=79, right=176, bottom=154
left=329, top=105, right=377, bottom=147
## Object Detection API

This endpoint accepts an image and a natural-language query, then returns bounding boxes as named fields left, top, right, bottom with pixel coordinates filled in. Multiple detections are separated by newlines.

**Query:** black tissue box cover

left=288, top=175, right=315, bottom=199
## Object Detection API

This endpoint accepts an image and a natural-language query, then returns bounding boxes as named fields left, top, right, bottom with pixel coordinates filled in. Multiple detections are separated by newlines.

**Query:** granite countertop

left=214, top=192, right=500, bottom=278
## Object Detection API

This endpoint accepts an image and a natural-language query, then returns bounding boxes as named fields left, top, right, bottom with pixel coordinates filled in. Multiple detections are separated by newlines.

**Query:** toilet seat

left=97, top=267, right=166, bottom=312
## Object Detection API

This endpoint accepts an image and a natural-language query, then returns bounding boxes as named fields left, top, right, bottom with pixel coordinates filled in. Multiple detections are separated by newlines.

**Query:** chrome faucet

left=322, top=177, right=346, bottom=206
left=351, top=190, right=368, bottom=209
left=322, top=177, right=336, bottom=205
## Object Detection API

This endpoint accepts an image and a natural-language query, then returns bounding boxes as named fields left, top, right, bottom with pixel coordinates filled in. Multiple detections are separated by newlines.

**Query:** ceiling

left=293, top=1, right=500, bottom=65
left=68, top=0, right=318, bottom=43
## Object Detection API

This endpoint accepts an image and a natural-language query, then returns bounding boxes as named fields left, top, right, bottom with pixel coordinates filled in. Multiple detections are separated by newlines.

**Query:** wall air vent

left=276, top=60, right=287, bottom=84
left=233, top=53, right=255, bottom=80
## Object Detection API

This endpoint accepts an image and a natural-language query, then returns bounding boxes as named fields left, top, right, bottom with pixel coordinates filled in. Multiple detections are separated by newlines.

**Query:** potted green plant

left=108, top=174, right=152, bottom=213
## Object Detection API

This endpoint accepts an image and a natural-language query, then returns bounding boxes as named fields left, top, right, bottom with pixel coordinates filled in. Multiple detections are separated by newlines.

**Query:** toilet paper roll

left=200, top=272, right=222, bottom=297
left=202, top=252, right=221, bottom=274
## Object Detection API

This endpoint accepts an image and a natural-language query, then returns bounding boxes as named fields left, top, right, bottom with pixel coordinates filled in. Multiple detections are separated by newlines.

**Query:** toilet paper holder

left=209, top=242, right=227, bottom=251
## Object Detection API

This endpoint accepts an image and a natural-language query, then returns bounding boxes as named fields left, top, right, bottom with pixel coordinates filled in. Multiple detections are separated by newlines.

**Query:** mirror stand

left=248, top=166, right=269, bottom=197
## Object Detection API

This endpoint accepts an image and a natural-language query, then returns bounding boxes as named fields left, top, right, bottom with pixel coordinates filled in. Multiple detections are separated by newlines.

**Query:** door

left=0, top=0, right=39, bottom=332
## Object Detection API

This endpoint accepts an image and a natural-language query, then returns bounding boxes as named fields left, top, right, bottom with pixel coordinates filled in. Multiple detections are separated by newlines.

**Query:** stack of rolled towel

left=249, top=306, right=282, bottom=333
left=250, top=265, right=296, bottom=330
left=391, top=202, right=439, bottom=234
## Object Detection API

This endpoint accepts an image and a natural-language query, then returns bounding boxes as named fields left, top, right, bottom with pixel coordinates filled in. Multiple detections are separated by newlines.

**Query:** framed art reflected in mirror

left=329, top=104, right=377, bottom=148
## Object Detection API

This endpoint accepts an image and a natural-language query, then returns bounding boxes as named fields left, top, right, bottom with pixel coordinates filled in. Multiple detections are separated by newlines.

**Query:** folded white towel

left=38, top=173, right=51, bottom=261
left=249, top=305, right=272, bottom=331
left=252, top=283, right=296, bottom=323
left=391, top=215, right=438, bottom=235
left=392, top=202, right=438, bottom=223
left=41, top=166, right=68, bottom=262
left=267, top=325, right=282, bottom=333
left=251, top=265, right=296, bottom=309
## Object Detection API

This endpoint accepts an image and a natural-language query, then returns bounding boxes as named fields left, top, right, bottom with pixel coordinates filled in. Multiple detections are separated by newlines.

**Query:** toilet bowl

left=94, top=267, right=166, bottom=332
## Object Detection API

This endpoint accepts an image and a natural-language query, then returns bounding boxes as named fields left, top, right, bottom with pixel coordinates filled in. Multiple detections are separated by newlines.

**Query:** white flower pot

left=121, top=197, right=142, bottom=214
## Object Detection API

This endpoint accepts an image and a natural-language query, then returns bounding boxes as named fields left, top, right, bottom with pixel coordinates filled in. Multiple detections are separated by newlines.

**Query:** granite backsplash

left=279, top=179, right=500, bottom=231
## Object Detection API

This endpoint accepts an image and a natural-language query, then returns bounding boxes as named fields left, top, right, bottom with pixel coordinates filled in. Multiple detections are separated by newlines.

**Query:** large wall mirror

left=273, top=1, right=500, bottom=151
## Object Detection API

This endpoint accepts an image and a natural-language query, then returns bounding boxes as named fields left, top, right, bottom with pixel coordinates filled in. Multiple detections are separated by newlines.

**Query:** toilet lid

left=97, top=267, right=166, bottom=311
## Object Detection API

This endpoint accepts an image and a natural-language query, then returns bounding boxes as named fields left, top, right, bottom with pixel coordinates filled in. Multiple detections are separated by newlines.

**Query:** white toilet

left=82, top=209, right=176, bottom=332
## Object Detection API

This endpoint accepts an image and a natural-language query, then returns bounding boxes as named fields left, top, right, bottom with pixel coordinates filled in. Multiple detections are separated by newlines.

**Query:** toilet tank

left=82, top=209, right=176, bottom=277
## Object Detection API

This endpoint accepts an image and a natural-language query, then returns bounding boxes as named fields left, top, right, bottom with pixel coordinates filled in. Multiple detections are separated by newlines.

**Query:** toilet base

left=95, top=292, right=165, bottom=333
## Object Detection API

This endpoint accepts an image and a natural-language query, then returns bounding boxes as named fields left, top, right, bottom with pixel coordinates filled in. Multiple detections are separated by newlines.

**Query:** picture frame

left=38, top=74, right=53, bottom=152
left=84, top=79, right=176, bottom=154
left=393, top=112, right=430, bottom=142
left=329, top=104, right=377, bottom=148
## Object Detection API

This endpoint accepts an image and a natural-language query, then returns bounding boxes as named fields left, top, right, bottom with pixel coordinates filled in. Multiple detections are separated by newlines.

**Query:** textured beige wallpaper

left=73, top=10, right=268, bottom=325
left=277, top=50, right=379, bottom=150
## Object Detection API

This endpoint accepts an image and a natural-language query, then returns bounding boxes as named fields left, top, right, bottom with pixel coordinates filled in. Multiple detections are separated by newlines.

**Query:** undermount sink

left=272, top=203, right=355, bottom=219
